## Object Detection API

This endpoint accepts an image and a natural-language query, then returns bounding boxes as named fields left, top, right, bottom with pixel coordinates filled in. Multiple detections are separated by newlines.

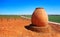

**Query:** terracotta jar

left=31, top=8, right=48, bottom=27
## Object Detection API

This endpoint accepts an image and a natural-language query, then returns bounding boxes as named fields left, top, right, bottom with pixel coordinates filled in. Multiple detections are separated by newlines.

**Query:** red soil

left=0, top=17, right=60, bottom=37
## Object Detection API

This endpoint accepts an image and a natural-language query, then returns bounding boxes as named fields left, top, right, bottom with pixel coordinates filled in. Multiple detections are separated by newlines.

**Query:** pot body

left=31, top=8, right=48, bottom=27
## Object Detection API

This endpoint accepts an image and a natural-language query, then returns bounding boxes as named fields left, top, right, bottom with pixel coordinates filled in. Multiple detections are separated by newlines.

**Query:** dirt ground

left=0, top=17, right=60, bottom=37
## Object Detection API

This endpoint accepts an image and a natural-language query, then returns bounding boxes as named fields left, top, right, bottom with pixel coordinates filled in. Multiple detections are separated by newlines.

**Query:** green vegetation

left=0, top=15, right=21, bottom=18
left=48, top=15, right=60, bottom=23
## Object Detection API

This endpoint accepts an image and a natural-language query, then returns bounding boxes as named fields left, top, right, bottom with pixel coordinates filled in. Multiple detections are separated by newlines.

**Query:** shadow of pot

left=25, top=24, right=51, bottom=33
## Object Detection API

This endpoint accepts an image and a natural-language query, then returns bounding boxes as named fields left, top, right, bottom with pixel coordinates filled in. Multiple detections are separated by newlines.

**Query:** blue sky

left=0, top=0, right=60, bottom=15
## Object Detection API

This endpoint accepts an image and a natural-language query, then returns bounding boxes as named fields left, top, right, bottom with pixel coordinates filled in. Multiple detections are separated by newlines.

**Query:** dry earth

left=0, top=17, right=60, bottom=37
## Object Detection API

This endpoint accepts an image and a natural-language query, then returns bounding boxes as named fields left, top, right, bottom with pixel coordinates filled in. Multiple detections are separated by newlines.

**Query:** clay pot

left=31, top=8, right=48, bottom=27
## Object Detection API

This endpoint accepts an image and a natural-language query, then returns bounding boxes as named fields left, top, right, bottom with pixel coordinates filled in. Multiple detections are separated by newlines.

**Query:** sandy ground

left=0, top=17, right=60, bottom=37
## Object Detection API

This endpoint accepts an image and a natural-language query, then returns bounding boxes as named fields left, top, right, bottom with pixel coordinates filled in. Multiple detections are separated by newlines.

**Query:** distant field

left=0, top=15, right=60, bottom=23
left=48, top=15, right=60, bottom=23
left=0, top=15, right=21, bottom=18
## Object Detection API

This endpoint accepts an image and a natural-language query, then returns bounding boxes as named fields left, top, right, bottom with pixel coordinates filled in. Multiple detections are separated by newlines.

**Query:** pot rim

left=36, top=7, right=44, bottom=9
